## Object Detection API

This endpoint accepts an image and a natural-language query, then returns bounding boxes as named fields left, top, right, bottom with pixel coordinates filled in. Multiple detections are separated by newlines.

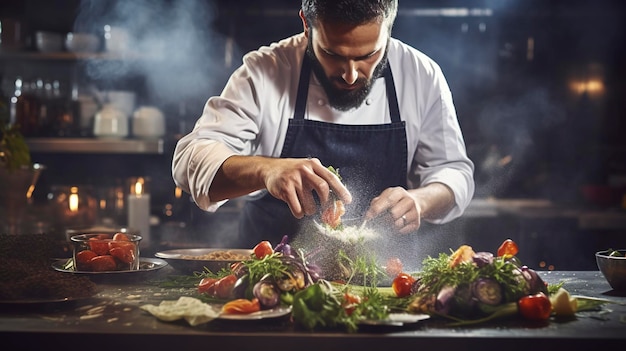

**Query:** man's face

left=303, top=17, right=390, bottom=111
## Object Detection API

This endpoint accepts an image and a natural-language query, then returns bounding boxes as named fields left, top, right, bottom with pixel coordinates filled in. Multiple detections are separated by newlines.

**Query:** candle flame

left=69, top=186, right=79, bottom=212
left=133, top=177, right=146, bottom=195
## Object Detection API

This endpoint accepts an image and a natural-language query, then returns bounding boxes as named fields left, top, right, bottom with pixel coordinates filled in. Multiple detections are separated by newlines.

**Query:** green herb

left=0, top=122, right=32, bottom=171
left=337, top=248, right=385, bottom=288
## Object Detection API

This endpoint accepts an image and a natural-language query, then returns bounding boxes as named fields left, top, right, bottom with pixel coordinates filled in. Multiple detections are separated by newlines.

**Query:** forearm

left=408, top=182, right=455, bottom=221
left=209, top=155, right=270, bottom=201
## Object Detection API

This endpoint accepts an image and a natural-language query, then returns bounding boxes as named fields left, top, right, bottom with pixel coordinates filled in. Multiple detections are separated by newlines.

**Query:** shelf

left=26, top=138, right=164, bottom=154
left=0, top=51, right=160, bottom=61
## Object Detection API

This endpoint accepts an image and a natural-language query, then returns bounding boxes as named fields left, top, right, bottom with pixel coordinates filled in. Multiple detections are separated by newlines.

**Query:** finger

left=282, top=188, right=305, bottom=219
left=297, top=187, right=318, bottom=216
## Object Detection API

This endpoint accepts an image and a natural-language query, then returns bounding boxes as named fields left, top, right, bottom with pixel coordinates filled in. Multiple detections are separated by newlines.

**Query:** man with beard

left=172, top=0, right=474, bottom=248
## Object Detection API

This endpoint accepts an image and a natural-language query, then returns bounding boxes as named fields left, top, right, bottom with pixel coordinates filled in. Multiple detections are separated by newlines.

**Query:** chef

left=172, top=0, right=474, bottom=248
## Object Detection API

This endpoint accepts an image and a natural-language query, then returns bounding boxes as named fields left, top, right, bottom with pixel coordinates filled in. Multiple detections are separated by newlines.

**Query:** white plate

left=359, top=313, right=430, bottom=326
left=155, top=248, right=253, bottom=273
left=218, top=305, right=292, bottom=320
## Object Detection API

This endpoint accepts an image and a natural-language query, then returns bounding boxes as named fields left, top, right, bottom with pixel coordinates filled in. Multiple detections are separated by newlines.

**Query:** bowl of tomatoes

left=596, top=249, right=626, bottom=291
left=70, top=228, right=141, bottom=272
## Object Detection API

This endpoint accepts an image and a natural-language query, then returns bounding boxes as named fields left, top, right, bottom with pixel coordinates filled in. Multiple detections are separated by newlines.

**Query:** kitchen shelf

left=0, top=51, right=160, bottom=61
left=26, top=138, right=164, bottom=154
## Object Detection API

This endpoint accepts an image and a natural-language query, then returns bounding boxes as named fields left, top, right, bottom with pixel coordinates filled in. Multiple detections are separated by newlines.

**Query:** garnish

left=321, top=166, right=346, bottom=230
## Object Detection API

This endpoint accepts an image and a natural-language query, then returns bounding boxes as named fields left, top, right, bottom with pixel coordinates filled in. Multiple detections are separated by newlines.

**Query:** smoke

left=73, top=0, right=236, bottom=106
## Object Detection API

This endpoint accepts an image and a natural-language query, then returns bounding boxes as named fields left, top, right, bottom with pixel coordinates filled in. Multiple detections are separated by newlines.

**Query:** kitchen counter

left=1, top=267, right=624, bottom=351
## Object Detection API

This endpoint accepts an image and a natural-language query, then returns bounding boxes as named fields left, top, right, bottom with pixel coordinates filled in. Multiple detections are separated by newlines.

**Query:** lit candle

left=127, top=177, right=150, bottom=249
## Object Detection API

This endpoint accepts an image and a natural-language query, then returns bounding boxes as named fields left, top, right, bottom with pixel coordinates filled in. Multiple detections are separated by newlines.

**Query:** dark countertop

left=1, top=268, right=625, bottom=351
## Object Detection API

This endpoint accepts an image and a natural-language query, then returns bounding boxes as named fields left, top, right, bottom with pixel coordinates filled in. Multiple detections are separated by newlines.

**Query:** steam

left=74, top=0, right=236, bottom=106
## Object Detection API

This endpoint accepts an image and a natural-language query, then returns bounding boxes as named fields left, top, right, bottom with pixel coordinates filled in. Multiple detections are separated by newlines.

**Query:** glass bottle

left=10, top=77, right=41, bottom=137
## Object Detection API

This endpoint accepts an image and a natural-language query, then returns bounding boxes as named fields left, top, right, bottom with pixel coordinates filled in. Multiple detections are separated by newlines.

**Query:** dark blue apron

left=238, top=54, right=408, bottom=248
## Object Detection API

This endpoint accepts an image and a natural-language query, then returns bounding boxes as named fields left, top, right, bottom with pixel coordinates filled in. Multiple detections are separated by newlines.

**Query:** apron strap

left=293, top=54, right=312, bottom=120
left=383, top=65, right=401, bottom=123
left=294, top=53, right=402, bottom=124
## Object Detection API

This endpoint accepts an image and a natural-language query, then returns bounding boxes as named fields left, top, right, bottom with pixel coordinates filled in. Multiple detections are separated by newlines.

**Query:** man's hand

left=211, top=155, right=351, bottom=219
left=263, top=157, right=351, bottom=218
left=364, top=183, right=454, bottom=234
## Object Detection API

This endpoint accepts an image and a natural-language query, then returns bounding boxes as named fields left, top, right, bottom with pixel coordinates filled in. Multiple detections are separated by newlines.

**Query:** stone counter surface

left=1, top=268, right=625, bottom=351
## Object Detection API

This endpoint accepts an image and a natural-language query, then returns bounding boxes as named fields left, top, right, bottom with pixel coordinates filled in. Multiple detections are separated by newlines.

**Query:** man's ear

left=299, top=10, right=309, bottom=38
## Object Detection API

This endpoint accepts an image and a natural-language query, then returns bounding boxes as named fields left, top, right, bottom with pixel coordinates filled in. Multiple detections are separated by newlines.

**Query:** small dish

left=596, top=249, right=626, bottom=291
left=155, top=248, right=253, bottom=274
left=52, top=257, right=168, bottom=283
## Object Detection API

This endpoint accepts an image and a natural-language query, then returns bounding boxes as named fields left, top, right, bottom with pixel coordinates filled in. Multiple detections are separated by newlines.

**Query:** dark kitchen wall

left=2, top=0, right=625, bottom=208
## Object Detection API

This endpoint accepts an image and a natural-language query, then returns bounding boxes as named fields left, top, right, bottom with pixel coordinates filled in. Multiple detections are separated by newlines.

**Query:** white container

left=105, top=90, right=136, bottom=117
left=132, top=106, right=165, bottom=139
left=93, top=104, right=128, bottom=139
left=65, top=32, right=100, bottom=53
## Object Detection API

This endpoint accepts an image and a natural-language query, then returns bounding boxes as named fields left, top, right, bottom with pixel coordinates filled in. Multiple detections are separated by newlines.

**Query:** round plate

left=52, top=257, right=168, bottom=275
left=155, top=248, right=253, bottom=274
left=218, top=306, right=292, bottom=320
left=359, top=313, right=430, bottom=326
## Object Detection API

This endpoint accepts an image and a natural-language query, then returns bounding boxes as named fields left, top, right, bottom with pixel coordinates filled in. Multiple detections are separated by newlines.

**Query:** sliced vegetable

left=472, top=278, right=503, bottom=305
left=253, top=278, right=280, bottom=309
left=213, top=274, right=237, bottom=299
left=198, top=277, right=218, bottom=295
left=222, top=298, right=261, bottom=314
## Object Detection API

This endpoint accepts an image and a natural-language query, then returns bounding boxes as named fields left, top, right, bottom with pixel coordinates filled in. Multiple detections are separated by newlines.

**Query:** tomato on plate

left=222, top=298, right=261, bottom=314
left=75, top=250, right=97, bottom=270
left=213, top=274, right=238, bottom=299
left=392, top=272, right=416, bottom=298
left=253, top=241, right=274, bottom=259
left=89, top=255, right=117, bottom=272
left=109, top=246, right=136, bottom=264
left=198, top=277, right=218, bottom=295
left=497, top=239, right=519, bottom=257
left=518, top=292, right=552, bottom=321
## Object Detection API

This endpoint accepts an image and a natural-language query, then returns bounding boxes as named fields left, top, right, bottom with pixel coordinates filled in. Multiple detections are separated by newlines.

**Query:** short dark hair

left=301, top=0, right=398, bottom=29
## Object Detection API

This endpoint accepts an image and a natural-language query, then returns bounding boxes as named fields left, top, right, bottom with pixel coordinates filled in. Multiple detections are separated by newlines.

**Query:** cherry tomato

left=343, top=292, right=362, bottom=316
left=75, top=250, right=97, bottom=270
left=385, top=257, right=403, bottom=277
left=198, top=277, right=218, bottom=295
left=88, top=238, right=110, bottom=256
left=497, top=239, right=519, bottom=257
left=214, top=274, right=238, bottom=299
left=392, top=272, right=416, bottom=298
left=113, top=232, right=130, bottom=241
left=253, top=241, right=274, bottom=259
left=109, top=246, right=136, bottom=264
left=222, top=298, right=261, bottom=314
left=518, top=292, right=552, bottom=321
left=89, top=255, right=117, bottom=272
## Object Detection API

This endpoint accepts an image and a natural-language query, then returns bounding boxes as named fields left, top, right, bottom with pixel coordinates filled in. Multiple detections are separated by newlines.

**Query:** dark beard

left=306, top=38, right=389, bottom=112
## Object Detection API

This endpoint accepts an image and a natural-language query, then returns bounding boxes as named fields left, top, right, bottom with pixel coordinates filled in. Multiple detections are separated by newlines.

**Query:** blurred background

left=1, top=0, right=625, bottom=269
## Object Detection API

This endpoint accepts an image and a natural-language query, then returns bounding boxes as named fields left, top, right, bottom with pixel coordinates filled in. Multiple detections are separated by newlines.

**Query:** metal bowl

left=154, top=248, right=253, bottom=274
left=596, top=249, right=626, bottom=291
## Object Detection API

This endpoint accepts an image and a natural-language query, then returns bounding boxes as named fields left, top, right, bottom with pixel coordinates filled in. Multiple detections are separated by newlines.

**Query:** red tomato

left=518, top=292, right=552, bottom=321
left=89, top=255, right=117, bottom=272
left=109, top=246, right=136, bottom=264
left=253, top=241, right=274, bottom=259
left=222, top=298, right=261, bottom=314
left=213, top=274, right=238, bottom=299
left=343, top=292, right=362, bottom=316
left=392, top=272, right=416, bottom=298
left=198, top=277, right=218, bottom=295
left=497, top=239, right=519, bottom=257
left=385, top=257, right=403, bottom=277
left=113, top=232, right=130, bottom=241
left=88, top=238, right=110, bottom=256
left=75, top=250, right=97, bottom=270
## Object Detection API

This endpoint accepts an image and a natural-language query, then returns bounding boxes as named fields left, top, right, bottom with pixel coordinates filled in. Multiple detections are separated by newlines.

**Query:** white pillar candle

left=127, top=178, right=150, bottom=249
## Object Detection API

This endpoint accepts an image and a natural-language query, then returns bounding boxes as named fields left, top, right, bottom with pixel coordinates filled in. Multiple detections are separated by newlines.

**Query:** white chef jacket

left=172, top=32, right=475, bottom=224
